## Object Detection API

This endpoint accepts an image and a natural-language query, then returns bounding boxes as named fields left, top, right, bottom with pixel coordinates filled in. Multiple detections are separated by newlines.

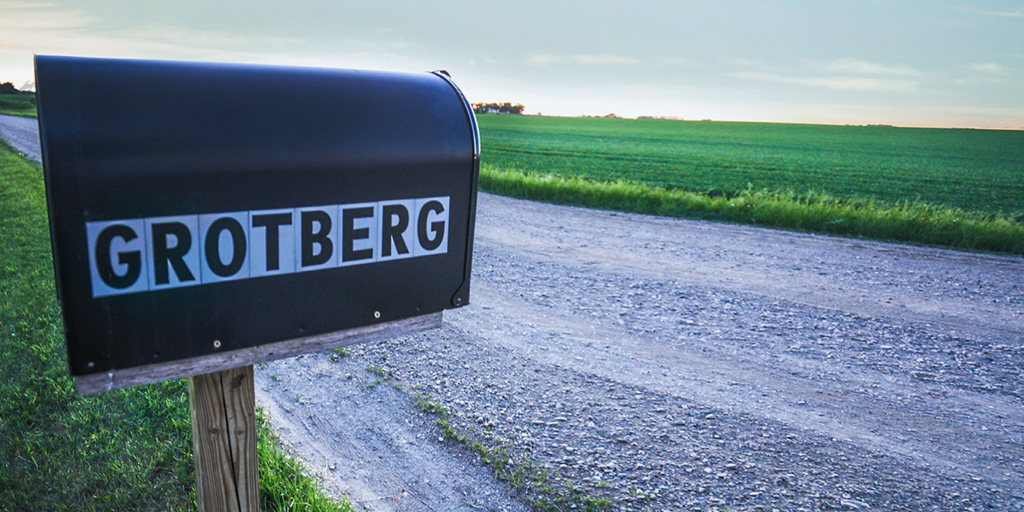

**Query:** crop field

left=477, top=115, right=1024, bottom=220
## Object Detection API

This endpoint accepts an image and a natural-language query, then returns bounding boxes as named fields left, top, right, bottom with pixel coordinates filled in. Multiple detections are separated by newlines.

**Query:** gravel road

left=3, top=116, right=1022, bottom=511
left=0, top=114, right=41, bottom=161
left=259, top=195, right=1023, bottom=512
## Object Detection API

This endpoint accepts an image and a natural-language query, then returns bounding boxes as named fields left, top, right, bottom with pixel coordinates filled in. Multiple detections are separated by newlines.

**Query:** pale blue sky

left=2, top=0, right=1022, bottom=128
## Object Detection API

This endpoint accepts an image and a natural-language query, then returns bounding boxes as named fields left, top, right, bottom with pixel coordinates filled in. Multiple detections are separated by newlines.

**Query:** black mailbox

left=35, top=55, right=479, bottom=384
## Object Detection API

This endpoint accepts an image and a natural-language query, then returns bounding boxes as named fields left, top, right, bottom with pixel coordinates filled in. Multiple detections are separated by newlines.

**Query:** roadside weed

left=329, top=348, right=352, bottom=362
left=413, top=391, right=612, bottom=510
left=365, top=364, right=388, bottom=377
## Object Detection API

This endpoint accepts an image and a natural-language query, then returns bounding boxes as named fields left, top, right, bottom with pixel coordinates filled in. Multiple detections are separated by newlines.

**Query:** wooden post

left=189, top=365, right=259, bottom=512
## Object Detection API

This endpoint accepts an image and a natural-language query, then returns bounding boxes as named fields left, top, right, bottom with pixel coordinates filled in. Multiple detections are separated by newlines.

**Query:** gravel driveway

left=4, top=115, right=1022, bottom=511
left=258, top=194, right=1023, bottom=511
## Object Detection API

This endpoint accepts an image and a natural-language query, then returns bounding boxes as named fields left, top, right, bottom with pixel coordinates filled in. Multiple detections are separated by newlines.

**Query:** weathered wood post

left=189, top=365, right=259, bottom=512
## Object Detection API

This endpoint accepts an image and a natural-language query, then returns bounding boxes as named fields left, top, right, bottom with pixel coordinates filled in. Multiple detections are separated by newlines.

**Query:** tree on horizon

left=472, top=102, right=525, bottom=115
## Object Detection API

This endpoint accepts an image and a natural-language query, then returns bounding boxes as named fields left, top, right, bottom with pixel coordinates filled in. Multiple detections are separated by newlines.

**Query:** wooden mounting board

left=75, top=312, right=441, bottom=395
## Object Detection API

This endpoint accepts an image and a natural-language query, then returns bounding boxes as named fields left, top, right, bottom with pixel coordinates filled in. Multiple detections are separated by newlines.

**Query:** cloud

left=0, top=1, right=99, bottom=31
left=572, top=54, right=639, bottom=65
left=954, top=6, right=1024, bottom=18
left=526, top=54, right=562, bottom=66
left=729, top=59, right=923, bottom=93
left=0, top=2, right=398, bottom=71
left=0, top=1, right=106, bottom=54
left=655, top=57, right=700, bottom=67
left=121, top=25, right=305, bottom=50
left=822, top=59, right=921, bottom=77
left=735, top=59, right=770, bottom=68
left=527, top=54, right=639, bottom=66
left=955, top=62, right=1011, bottom=86
left=730, top=71, right=919, bottom=92
left=967, top=62, right=1006, bottom=74
left=0, top=3, right=250, bottom=57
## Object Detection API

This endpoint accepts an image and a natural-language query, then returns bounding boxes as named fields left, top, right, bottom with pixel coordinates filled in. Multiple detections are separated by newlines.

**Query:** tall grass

left=480, top=165, right=1024, bottom=255
left=0, top=141, right=348, bottom=511
left=257, top=409, right=350, bottom=512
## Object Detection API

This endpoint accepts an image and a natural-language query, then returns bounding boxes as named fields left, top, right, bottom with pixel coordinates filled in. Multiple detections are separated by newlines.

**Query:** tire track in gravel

left=458, top=276, right=1023, bottom=484
left=476, top=193, right=1022, bottom=343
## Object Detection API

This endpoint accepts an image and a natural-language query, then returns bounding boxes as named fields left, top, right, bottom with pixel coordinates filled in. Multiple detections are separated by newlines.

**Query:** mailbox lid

left=36, top=56, right=476, bottom=178
left=36, top=56, right=479, bottom=377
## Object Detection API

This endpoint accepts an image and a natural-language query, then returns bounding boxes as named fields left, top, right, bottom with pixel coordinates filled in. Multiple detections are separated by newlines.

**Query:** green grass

left=0, top=141, right=347, bottom=511
left=257, top=409, right=350, bottom=512
left=0, top=93, right=36, bottom=118
left=478, top=115, right=1024, bottom=253
left=481, top=166, right=1024, bottom=255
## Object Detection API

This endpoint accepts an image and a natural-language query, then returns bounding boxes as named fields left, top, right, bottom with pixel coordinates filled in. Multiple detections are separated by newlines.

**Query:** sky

left=1, top=0, right=1022, bottom=128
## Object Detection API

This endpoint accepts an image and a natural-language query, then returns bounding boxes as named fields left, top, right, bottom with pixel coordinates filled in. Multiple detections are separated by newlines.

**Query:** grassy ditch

left=0, top=142, right=347, bottom=511
left=0, top=93, right=36, bottom=118
left=480, top=165, right=1024, bottom=256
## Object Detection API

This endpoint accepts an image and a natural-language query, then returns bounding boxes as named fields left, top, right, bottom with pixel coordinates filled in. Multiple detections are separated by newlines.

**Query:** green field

left=0, top=93, right=36, bottom=118
left=478, top=115, right=1024, bottom=219
left=477, top=115, right=1024, bottom=254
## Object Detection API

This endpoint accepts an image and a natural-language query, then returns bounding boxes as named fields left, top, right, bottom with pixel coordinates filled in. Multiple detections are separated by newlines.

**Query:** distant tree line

left=0, top=82, right=34, bottom=95
left=472, top=102, right=525, bottom=115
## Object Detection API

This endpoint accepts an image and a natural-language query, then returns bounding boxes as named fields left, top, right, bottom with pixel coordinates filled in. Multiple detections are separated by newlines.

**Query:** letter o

left=204, top=217, right=247, bottom=277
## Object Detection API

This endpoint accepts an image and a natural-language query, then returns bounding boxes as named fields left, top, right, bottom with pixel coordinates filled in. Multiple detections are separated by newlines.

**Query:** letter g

left=95, top=224, right=142, bottom=289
